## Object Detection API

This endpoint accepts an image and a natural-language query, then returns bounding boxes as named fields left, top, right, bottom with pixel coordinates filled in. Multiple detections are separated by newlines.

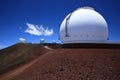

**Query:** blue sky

left=0, top=0, right=120, bottom=49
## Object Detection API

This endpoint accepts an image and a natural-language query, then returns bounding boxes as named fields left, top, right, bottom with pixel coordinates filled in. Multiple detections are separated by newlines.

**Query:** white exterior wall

left=60, top=7, right=108, bottom=44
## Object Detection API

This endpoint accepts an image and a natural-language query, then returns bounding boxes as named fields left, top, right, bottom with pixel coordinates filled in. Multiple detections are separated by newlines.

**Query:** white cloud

left=19, top=38, right=26, bottom=43
left=25, top=23, right=53, bottom=36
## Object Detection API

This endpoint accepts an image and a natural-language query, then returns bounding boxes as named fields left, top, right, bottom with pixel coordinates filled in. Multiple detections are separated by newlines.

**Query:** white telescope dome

left=59, top=7, right=108, bottom=44
left=40, top=38, right=45, bottom=44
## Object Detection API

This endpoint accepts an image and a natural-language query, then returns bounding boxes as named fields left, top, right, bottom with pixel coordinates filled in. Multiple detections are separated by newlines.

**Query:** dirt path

left=0, top=55, right=42, bottom=80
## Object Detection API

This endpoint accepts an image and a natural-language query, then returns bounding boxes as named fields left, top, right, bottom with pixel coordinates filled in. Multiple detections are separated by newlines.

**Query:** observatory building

left=59, top=7, right=108, bottom=44
left=40, top=39, right=45, bottom=44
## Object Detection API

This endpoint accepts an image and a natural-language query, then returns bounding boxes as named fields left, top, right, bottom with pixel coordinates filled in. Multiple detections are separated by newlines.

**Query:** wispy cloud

left=25, top=23, right=53, bottom=36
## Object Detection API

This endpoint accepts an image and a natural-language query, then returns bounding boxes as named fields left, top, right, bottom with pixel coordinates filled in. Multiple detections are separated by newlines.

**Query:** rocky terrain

left=0, top=43, right=120, bottom=80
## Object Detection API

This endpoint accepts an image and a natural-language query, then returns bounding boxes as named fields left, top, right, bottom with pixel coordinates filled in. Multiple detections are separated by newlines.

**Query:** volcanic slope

left=0, top=43, right=50, bottom=74
left=12, top=48, right=120, bottom=80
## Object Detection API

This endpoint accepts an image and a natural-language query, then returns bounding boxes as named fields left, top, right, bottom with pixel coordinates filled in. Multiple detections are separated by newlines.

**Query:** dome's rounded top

left=40, top=38, right=45, bottom=44
left=59, top=7, right=108, bottom=44
left=77, top=6, right=95, bottom=11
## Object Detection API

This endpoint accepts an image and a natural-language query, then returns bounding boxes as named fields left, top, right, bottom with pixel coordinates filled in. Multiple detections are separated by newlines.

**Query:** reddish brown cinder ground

left=12, top=48, right=120, bottom=80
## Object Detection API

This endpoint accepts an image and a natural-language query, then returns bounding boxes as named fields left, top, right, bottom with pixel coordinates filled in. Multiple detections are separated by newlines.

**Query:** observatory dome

left=59, top=7, right=108, bottom=44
